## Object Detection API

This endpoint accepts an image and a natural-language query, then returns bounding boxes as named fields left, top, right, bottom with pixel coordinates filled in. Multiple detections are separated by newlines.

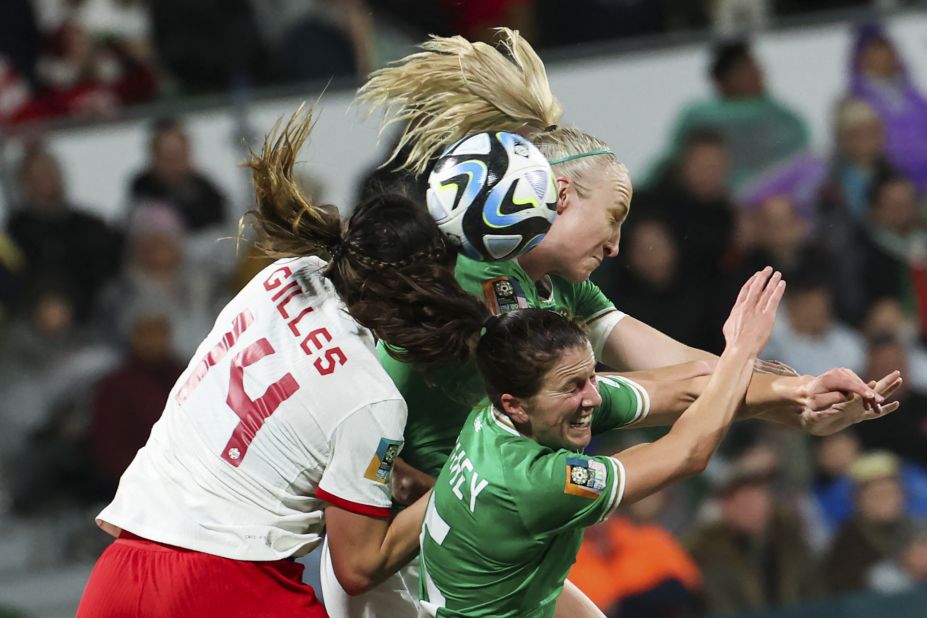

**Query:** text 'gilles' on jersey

left=97, top=257, right=407, bottom=561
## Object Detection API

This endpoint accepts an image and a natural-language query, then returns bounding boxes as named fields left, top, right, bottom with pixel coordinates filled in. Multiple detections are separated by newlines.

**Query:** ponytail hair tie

left=328, top=240, right=346, bottom=261
left=543, top=124, right=558, bottom=133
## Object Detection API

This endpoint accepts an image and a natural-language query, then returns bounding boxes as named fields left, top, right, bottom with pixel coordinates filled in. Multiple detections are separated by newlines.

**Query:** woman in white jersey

left=76, top=109, right=500, bottom=617
left=322, top=28, right=895, bottom=618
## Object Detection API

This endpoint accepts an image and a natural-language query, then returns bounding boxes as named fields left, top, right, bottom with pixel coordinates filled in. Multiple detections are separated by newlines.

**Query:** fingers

left=743, top=267, right=773, bottom=308
left=735, top=270, right=762, bottom=305
left=873, top=371, right=903, bottom=396
left=860, top=400, right=901, bottom=421
left=824, top=368, right=883, bottom=405
left=811, top=391, right=854, bottom=409
left=763, top=274, right=786, bottom=314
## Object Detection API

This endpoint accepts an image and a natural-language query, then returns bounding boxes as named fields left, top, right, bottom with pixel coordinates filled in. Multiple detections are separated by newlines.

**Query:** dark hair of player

left=243, top=106, right=490, bottom=370
left=475, top=308, right=589, bottom=410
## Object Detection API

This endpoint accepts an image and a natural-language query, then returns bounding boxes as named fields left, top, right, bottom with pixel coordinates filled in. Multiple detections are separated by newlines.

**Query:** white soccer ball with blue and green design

left=426, top=131, right=558, bottom=262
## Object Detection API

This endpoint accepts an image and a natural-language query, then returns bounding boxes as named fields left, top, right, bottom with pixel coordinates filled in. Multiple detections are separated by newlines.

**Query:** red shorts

left=77, top=532, right=328, bottom=617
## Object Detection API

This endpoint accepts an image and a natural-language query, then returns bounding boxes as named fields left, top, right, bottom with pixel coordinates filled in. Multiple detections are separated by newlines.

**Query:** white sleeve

left=587, top=308, right=626, bottom=360
left=316, top=398, right=407, bottom=519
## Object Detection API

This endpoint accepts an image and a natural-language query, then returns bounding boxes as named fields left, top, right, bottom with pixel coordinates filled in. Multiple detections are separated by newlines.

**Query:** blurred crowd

left=1, top=0, right=924, bottom=125
left=1, top=3, right=927, bottom=618
left=581, top=21, right=927, bottom=618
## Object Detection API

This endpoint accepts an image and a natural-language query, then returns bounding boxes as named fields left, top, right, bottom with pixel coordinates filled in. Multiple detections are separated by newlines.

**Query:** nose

left=603, top=229, right=621, bottom=258
left=582, top=379, right=602, bottom=407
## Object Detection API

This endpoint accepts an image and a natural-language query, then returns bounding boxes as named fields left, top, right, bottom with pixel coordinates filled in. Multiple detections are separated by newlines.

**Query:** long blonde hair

left=357, top=28, right=628, bottom=200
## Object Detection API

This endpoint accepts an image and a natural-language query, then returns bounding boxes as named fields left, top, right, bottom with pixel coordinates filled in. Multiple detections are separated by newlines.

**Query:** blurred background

left=1, top=0, right=927, bottom=616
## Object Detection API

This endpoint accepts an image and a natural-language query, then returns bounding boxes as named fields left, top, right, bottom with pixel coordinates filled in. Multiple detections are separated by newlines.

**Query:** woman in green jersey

left=320, top=29, right=894, bottom=618
left=418, top=270, right=901, bottom=617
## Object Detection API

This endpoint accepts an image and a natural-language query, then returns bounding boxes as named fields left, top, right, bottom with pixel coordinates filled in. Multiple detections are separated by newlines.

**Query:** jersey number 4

left=175, top=310, right=300, bottom=467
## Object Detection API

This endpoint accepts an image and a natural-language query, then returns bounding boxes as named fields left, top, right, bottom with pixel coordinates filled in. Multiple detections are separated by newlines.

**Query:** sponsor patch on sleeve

left=482, top=277, right=528, bottom=314
left=564, top=457, right=607, bottom=499
left=363, top=438, right=404, bottom=484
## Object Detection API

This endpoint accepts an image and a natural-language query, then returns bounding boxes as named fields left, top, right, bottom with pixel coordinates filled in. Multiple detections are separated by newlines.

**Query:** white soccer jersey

left=97, top=257, right=406, bottom=561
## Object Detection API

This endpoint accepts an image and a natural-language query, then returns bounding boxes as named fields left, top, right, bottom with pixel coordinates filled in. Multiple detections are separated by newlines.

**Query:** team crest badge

left=482, top=277, right=528, bottom=314
left=564, top=457, right=607, bottom=499
left=364, top=437, right=404, bottom=484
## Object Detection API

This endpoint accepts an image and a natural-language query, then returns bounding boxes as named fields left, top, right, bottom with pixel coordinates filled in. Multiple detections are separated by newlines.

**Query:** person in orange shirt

left=569, top=489, right=702, bottom=617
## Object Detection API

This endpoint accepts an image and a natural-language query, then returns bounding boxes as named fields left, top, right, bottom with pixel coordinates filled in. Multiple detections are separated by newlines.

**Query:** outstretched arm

left=616, top=268, right=783, bottom=505
left=599, top=312, right=883, bottom=425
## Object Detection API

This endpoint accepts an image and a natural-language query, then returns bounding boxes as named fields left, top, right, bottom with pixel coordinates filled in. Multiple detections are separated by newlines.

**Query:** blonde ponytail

left=357, top=28, right=562, bottom=175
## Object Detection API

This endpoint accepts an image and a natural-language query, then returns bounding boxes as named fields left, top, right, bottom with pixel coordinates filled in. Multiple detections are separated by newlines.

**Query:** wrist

left=774, top=374, right=814, bottom=407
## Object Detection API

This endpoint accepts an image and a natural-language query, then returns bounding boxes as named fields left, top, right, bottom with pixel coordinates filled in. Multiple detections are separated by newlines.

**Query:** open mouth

left=569, top=412, right=593, bottom=430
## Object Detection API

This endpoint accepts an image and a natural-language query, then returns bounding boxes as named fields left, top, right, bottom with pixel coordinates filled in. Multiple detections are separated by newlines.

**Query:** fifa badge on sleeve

left=482, top=277, right=528, bottom=314
left=564, top=457, right=607, bottom=499
left=364, top=438, right=404, bottom=484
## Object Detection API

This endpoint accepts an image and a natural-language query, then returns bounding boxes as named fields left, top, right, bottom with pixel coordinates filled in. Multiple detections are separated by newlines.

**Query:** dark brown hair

left=243, top=106, right=490, bottom=370
left=475, top=309, right=589, bottom=409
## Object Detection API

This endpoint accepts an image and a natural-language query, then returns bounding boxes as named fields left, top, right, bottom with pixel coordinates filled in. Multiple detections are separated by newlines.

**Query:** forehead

left=541, top=342, right=595, bottom=385
left=586, top=164, right=632, bottom=215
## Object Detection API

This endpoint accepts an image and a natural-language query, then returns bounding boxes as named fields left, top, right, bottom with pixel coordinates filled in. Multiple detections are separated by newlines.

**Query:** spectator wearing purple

left=849, top=23, right=927, bottom=192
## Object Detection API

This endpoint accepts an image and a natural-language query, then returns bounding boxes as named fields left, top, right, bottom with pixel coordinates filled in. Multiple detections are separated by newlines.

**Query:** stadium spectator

left=6, top=146, right=123, bottom=320
left=820, top=99, right=891, bottom=224
left=849, top=23, right=927, bottom=192
left=569, top=490, right=702, bottom=617
left=253, top=0, right=374, bottom=83
left=636, top=129, right=736, bottom=283
left=150, top=0, right=266, bottom=92
left=0, top=280, right=118, bottom=513
left=863, top=298, right=927, bottom=392
left=0, top=0, right=40, bottom=87
left=87, top=297, right=184, bottom=496
left=594, top=216, right=717, bottom=353
left=687, top=462, right=821, bottom=614
left=825, top=451, right=927, bottom=594
left=32, top=18, right=157, bottom=120
left=657, top=40, right=811, bottom=197
left=129, top=118, right=228, bottom=233
left=856, top=334, right=927, bottom=469
left=868, top=523, right=927, bottom=594
left=859, top=170, right=927, bottom=324
left=812, top=431, right=927, bottom=543
left=96, top=202, right=223, bottom=360
left=762, top=269, right=866, bottom=377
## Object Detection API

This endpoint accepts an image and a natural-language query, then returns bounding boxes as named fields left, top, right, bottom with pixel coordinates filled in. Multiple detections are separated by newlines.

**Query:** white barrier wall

left=8, top=11, right=927, bottom=222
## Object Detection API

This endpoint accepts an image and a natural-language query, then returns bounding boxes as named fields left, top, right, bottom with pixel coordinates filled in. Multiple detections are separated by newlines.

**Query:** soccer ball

left=426, top=131, right=558, bottom=262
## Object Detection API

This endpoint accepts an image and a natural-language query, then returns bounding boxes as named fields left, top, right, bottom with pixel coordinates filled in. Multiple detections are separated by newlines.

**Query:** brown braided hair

left=242, top=105, right=490, bottom=369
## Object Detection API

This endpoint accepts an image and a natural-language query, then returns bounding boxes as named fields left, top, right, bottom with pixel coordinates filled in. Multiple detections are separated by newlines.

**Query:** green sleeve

left=591, top=375, right=650, bottom=434
left=508, top=450, right=624, bottom=538
left=568, top=279, right=616, bottom=322
left=377, top=342, right=487, bottom=476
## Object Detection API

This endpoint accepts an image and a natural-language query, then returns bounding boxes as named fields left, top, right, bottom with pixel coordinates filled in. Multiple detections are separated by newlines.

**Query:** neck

left=516, top=249, right=552, bottom=282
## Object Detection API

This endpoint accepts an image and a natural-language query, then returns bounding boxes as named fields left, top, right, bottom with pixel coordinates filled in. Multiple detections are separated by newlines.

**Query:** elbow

left=333, top=561, right=379, bottom=596
left=338, top=572, right=376, bottom=597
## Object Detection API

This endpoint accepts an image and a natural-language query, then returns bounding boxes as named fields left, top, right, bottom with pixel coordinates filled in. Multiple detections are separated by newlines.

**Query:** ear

left=499, top=393, right=529, bottom=425
left=555, top=176, right=571, bottom=215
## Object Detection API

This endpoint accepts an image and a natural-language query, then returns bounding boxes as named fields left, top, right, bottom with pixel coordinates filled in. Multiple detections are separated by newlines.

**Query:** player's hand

left=798, top=370, right=903, bottom=437
left=722, top=267, right=786, bottom=357
left=799, top=367, right=883, bottom=412
left=390, top=457, right=436, bottom=506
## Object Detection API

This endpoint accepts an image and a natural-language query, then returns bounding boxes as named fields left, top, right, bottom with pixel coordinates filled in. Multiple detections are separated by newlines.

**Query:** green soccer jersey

left=418, top=375, right=648, bottom=618
left=378, top=255, right=623, bottom=476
